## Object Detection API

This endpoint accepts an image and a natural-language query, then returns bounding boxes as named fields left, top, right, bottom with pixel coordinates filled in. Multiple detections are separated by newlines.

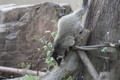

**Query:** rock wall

left=0, top=2, right=72, bottom=70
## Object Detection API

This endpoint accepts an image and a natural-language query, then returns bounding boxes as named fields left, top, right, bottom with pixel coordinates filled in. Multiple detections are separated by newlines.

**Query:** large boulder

left=0, top=2, right=72, bottom=71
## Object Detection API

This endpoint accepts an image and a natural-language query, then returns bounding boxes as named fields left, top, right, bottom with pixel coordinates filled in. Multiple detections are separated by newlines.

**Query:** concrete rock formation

left=0, top=2, right=72, bottom=71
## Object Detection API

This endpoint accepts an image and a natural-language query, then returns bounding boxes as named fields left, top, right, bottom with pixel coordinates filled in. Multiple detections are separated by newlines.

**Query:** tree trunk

left=37, top=0, right=120, bottom=80
left=82, top=0, right=120, bottom=80
left=37, top=29, right=91, bottom=80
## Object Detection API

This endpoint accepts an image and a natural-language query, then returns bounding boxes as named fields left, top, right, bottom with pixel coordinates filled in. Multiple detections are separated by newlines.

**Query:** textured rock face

left=0, top=2, right=72, bottom=70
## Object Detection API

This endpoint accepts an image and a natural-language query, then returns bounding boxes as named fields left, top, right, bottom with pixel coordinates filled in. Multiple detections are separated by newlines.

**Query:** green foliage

left=30, top=21, right=58, bottom=72
left=101, top=47, right=108, bottom=52
left=22, top=75, right=38, bottom=80
left=64, top=68, right=68, bottom=71
left=39, top=36, right=56, bottom=72
left=18, top=62, right=34, bottom=70
left=31, top=35, right=38, bottom=40
left=66, top=76, right=73, bottom=80
left=51, top=31, right=57, bottom=38
left=38, top=30, right=58, bottom=72
left=64, top=68, right=73, bottom=80
left=10, top=75, right=38, bottom=80
left=51, top=19, right=57, bottom=23
left=20, top=75, right=38, bottom=80
left=101, top=47, right=116, bottom=52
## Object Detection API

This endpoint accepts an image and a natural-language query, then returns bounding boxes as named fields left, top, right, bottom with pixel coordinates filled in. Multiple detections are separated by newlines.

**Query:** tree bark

left=37, top=29, right=91, bottom=80
left=0, top=66, right=46, bottom=76
left=38, top=0, right=120, bottom=80
left=82, top=0, right=120, bottom=80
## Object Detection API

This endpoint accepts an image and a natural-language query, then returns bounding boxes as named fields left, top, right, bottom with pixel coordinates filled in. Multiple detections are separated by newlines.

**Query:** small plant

left=63, top=68, right=73, bottom=80
left=51, top=31, right=57, bottom=38
left=30, top=26, right=58, bottom=72
left=18, top=62, right=34, bottom=70
left=51, top=19, right=57, bottom=23
left=66, top=76, right=73, bottom=80
left=31, top=35, right=38, bottom=40
left=20, top=75, right=38, bottom=80
left=38, top=31, right=57, bottom=72
left=101, top=47, right=108, bottom=52
left=101, top=47, right=116, bottom=52
left=39, top=36, right=56, bottom=72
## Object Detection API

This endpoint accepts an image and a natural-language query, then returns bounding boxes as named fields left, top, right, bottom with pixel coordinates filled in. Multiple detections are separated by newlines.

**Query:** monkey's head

left=52, top=36, right=75, bottom=66
left=51, top=51, right=62, bottom=66
left=52, top=43, right=69, bottom=66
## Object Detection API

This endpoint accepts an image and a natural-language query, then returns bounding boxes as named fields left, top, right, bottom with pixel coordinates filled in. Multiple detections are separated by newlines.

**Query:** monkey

left=52, top=0, right=89, bottom=66
left=56, top=7, right=66, bottom=18
left=56, top=4, right=72, bottom=18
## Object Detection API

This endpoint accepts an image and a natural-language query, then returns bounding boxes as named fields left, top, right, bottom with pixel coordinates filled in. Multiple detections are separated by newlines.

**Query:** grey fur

left=52, top=0, right=88, bottom=65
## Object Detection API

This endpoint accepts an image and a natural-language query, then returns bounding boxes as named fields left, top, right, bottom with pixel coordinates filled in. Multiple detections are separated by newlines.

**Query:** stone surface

left=0, top=2, right=72, bottom=73
left=0, top=4, right=16, bottom=9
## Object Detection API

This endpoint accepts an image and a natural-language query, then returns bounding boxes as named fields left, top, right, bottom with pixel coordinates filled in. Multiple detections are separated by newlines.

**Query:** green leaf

left=46, top=51, right=52, bottom=57
left=65, top=68, right=69, bottom=71
left=36, top=31, right=57, bottom=72
left=101, top=47, right=108, bottom=52
left=31, top=37, right=35, bottom=40
left=51, top=20, right=56, bottom=23
left=66, top=76, right=73, bottom=80
left=105, top=47, right=116, bottom=52
left=43, top=46, right=47, bottom=50
left=42, top=68, right=48, bottom=71
left=101, top=47, right=116, bottom=53
left=51, top=31, right=57, bottom=38
left=21, top=75, right=38, bottom=80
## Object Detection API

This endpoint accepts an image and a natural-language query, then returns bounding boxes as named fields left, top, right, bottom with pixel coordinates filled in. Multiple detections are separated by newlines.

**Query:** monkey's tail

left=81, top=0, right=88, bottom=15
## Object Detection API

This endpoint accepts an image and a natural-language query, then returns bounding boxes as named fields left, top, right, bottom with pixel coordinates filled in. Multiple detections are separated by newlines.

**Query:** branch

left=36, top=29, right=91, bottom=80
left=75, top=42, right=120, bottom=51
left=77, top=51, right=99, bottom=80
left=75, top=29, right=99, bottom=80
left=0, top=66, right=47, bottom=77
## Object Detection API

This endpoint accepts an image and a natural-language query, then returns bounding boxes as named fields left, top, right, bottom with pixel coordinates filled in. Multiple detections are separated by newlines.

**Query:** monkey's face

left=52, top=37, right=74, bottom=65
left=51, top=51, right=62, bottom=66
left=52, top=46, right=67, bottom=66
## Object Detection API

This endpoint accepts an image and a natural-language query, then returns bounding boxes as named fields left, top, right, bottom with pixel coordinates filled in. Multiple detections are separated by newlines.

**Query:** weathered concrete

left=0, top=2, right=72, bottom=71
